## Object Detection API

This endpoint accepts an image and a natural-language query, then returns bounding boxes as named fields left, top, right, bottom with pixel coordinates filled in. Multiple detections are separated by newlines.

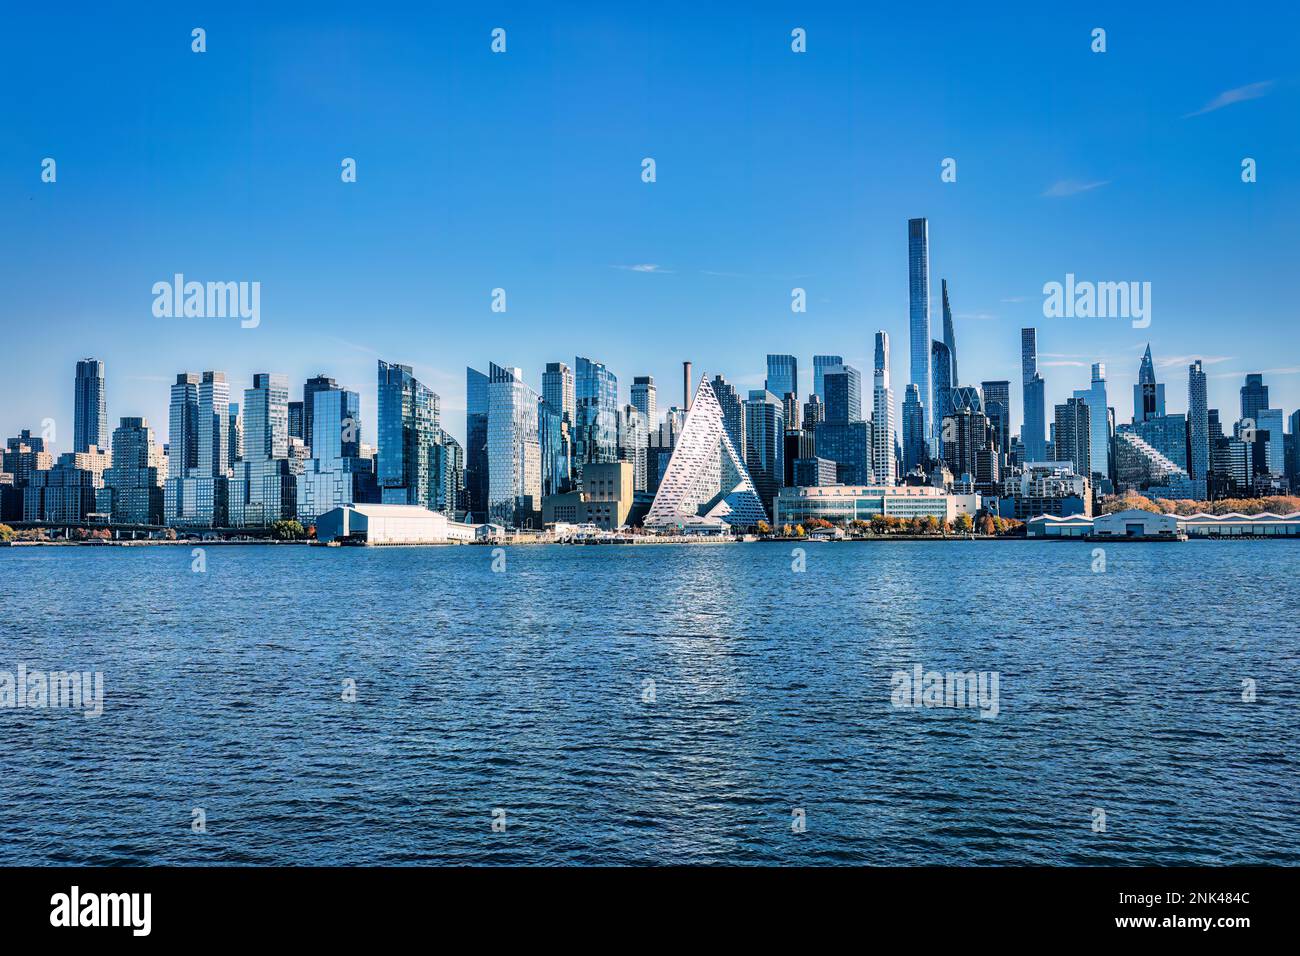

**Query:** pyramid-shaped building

left=644, top=376, right=769, bottom=530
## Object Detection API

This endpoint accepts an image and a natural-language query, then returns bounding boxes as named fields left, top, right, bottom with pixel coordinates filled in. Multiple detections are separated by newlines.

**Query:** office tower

left=902, top=384, right=926, bottom=474
left=617, top=404, right=649, bottom=493
left=813, top=355, right=843, bottom=401
left=465, top=367, right=490, bottom=521
left=802, top=394, right=825, bottom=432
left=1054, top=398, right=1092, bottom=479
left=1255, top=408, right=1285, bottom=477
left=940, top=280, right=958, bottom=386
left=765, top=355, right=798, bottom=402
left=872, top=331, right=897, bottom=485
left=487, top=363, right=542, bottom=527
left=631, top=375, right=657, bottom=428
left=744, top=389, right=786, bottom=519
left=288, top=401, right=304, bottom=442
left=1188, top=361, right=1210, bottom=482
left=1132, top=345, right=1166, bottom=423
left=228, top=403, right=242, bottom=465
left=103, top=417, right=165, bottom=524
left=168, top=373, right=200, bottom=476
left=198, top=372, right=232, bottom=476
left=433, top=433, right=464, bottom=517
left=73, top=358, right=107, bottom=453
left=981, top=380, right=1011, bottom=459
left=574, top=356, right=619, bottom=484
left=940, top=407, right=989, bottom=482
left=1071, top=363, right=1111, bottom=482
left=781, top=393, right=801, bottom=435
left=644, top=377, right=766, bottom=530
left=296, top=388, right=379, bottom=522
left=709, top=375, right=746, bottom=463
left=302, top=374, right=339, bottom=454
left=543, top=362, right=576, bottom=425
left=908, top=218, right=932, bottom=451
left=228, top=373, right=295, bottom=526
left=823, top=365, right=863, bottom=424
left=539, top=399, right=568, bottom=498
left=1020, top=329, right=1047, bottom=461
left=931, top=340, right=953, bottom=446
left=377, top=361, right=439, bottom=508
left=24, top=447, right=109, bottom=523
left=1240, top=373, right=1269, bottom=424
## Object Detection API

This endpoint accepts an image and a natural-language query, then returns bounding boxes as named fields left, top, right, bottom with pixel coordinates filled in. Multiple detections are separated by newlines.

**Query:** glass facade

left=487, top=363, right=542, bottom=527
left=574, top=356, right=618, bottom=484
left=765, top=354, right=798, bottom=402
left=812, top=355, right=842, bottom=401
left=908, top=218, right=932, bottom=452
left=465, top=366, right=490, bottom=521
left=744, top=389, right=785, bottom=518
left=823, top=365, right=862, bottom=424
left=73, top=358, right=107, bottom=453
left=377, top=360, right=439, bottom=508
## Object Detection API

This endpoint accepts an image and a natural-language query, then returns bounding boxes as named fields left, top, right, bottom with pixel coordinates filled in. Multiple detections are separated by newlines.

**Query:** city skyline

left=2, top=6, right=1296, bottom=450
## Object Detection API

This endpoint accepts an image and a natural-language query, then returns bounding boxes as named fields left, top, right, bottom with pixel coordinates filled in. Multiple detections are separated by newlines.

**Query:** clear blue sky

left=2, top=2, right=1296, bottom=451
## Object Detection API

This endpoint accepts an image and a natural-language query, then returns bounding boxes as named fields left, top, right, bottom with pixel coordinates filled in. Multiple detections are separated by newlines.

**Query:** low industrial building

left=315, top=504, right=476, bottom=545
left=774, top=485, right=980, bottom=526
left=1180, top=511, right=1300, bottom=537
left=1024, top=513, right=1094, bottom=538
left=1091, top=509, right=1182, bottom=539
left=1027, top=509, right=1300, bottom=539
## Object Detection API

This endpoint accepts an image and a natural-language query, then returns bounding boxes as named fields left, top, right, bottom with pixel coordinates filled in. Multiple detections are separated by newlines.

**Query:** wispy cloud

left=956, top=311, right=998, bottom=321
left=1157, top=354, right=1233, bottom=369
left=1211, top=366, right=1300, bottom=380
left=612, top=263, right=672, bottom=274
left=1042, top=179, right=1110, bottom=198
left=1042, top=360, right=1088, bottom=368
left=1184, top=80, right=1275, bottom=118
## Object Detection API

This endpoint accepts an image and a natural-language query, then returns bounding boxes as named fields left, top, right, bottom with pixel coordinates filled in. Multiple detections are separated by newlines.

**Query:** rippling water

left=1, top=540, right=1297, bottom=865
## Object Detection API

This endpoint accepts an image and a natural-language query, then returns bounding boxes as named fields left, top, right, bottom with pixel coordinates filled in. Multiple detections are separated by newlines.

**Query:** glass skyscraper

left=465, top=367, right=490, bottom=522
left=487, top=363, right=541, bottom=527
left=377, top=360, right=439, bottom=509
left=744, top=389, right=785, bottom=519
left=812, top=355, right=843, bottom=401
left=1188, top=361, right=1210, bottom=482
left=73, top=358, right=107, bottom=453
left=902, top=384, right=926, bottom=475
left=940, top=280, right=957, bottom=386
left=981, top=380, right=1011, bottom=461
left=1072, top=363, right=1111, bottom=482
left=1020, top=329, right=1047, bottom=461
left=1240, top=373, right=1269, bottom=424
left=297, top=387, right=378, bottom=522
left=908, top=218, right=932, bottom=452
left=765, top=354, right=798, bottom=402
left=574, top=356, right=618, bottom=484
left=823, top=365, right=863, bottom=424
left=872, top=331, right=896, bottom=485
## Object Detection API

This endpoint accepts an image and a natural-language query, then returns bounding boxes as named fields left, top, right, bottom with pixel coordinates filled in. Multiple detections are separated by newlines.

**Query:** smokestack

left=683, top=361, right=693, bottom=411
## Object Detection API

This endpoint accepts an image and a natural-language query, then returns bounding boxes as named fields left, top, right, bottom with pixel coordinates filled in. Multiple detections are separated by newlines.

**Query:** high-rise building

left=1072, top=363, right=1111, bottom=483
left=73, top=358, right=107, bottom=454
left=644, top=376, right=766, bottom=530
left=617, top=404, right=649, bottom=493
left=287, top=401, right=304, bottom=442
left=709, top=375, right=746, bottom=464
left=630, top=375, right=656, bottom=430
left=543, top=363, right=576, bottom=425
left=823, top=365, right=863, bottom=424
left=981, top=380, right=1011, bottom=460
left=296, top=388, right=379, bottom=522
left=104, top=417, right=165, bottom=525
left=1054, top=397, right=1092, bottom=480
left=166, top=371, right=231, bottom=526
left=228, top=373, right=295, bottom=527
left=872, top=331, right=897, bottom=485
left=902, top=384, right=926, bottom=474
left=465, top=367, right=490, bottom=521
left=574, top=356, right=618, bottom=484
left=931, top=340, right=953, bottom=444
left=1239, top=373, right=1268, bottom=424
left=765, top=355, right=798, bottom=402
left=812, top=355, right=843, bottom=401
left=168, top=373, right=200, bottom=477
left=228, top=403, right=242, bottom=466
left=539, top=398, right=568, bottom=498
left=908, top=218, right=933, bottom=452
left=302, top=374, right=339, bottom=454
left=744, top=389, right=786, bottom=518
left=802, top=394, right=825, bottom=432
left=940, top=279, right=957, bottom=386
left=1133, top=345, right=1166, bottom=424
left=377, top=361, right=439, bottom=509
left=1021, top=329, right=1047, bottom=461
left=1188, top=361, right=1210, bottom=482
left=487, top=363, right=542, bottom=528
left=1255, top=408, right=1285, bottom=478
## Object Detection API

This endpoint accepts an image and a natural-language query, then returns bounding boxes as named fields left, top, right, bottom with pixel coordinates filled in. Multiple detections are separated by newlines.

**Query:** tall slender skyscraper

left=168, top=373, right=201, bottom=475
left=377, top=361, right=439, bottom=508
left=302, top=374, right=339, bottom=455
left=765, top=355, right=798, bottom=401
left=902, top=384, right=926, bottom=475
left=744, top=389, right=785, bottom=519
left=1021, top=329, right=1047, bottom=461
left=931, top=340, right=953, bottom=446
left=1072, top=363, right=1111, bottom=482
left=823, top=366, right=863, bottom=424
left=940, top=280, right=957, bottom=386
left=487, top=363, right=542, bottom=527
left=574, top=356, right=619, bottom=484
left=542, top=362, right=576, bottom=424
left=1188, top=361, right=1210, bottom=482
left=908, top=218, right=933, bottom=450
left=465, top=367, right=490, bottom=521
left=1054, top=398, right=1091, bottom=478
left=709, top=375, right=746, bottom=463
left=981, top=380, right=1011, bottom=460
left=73, top=359, right=107, bottom=453
left=872, top=331, right=897, bottom=485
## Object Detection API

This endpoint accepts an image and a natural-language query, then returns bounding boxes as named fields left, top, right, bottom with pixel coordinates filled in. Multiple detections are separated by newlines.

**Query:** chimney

left=683, top=361, right=693, bottom=411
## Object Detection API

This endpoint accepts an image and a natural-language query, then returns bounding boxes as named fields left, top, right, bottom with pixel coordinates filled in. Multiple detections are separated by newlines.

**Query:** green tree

left=270, top=519, right=306, bottom=541
left=956, top=513, right=974, bottom=533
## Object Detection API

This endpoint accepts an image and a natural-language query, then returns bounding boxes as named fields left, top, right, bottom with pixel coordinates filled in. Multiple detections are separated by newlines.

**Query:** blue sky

left=1, top=2, right=1296, bottom=451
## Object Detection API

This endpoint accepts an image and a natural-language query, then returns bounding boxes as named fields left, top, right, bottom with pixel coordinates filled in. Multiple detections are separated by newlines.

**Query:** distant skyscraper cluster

left=3, top=217, right=1296, bottom=532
